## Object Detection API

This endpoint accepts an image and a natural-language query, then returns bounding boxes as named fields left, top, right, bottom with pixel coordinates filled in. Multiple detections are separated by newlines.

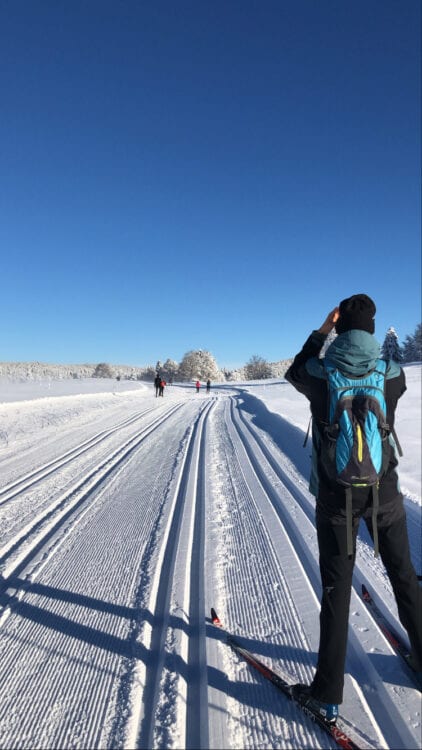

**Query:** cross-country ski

left=211, top=608, right=367, bottom=750
left=361, top=584, right=422, bottom=690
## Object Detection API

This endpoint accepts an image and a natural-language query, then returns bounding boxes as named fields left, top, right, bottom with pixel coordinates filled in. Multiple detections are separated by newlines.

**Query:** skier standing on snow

left=196, top=380, right=201, bottom=393
left=154, top=373, right=161, bottom=397
left=285, top=293, right=422, bottom=722
left=206, top=379, right=211, bottom=393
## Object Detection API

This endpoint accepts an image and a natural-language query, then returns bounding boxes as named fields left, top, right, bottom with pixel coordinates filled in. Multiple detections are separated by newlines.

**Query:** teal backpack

left=321, top=358, right=396, bottom=556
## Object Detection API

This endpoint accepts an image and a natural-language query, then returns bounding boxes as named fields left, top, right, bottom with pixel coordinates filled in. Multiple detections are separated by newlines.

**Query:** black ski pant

left=311, top=496, right=422, bottom=704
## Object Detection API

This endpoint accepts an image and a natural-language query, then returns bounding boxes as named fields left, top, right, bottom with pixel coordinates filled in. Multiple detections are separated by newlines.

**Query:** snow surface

left=0, top=369, right=420, bottom=749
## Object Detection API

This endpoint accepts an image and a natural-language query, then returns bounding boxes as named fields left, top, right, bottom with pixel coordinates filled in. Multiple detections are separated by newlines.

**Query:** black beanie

left=335, top=293, right=376, bottom=335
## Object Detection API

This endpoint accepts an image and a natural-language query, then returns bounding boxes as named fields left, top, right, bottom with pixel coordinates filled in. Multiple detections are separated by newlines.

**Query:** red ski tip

left=211, top=607, right=222, bottom=626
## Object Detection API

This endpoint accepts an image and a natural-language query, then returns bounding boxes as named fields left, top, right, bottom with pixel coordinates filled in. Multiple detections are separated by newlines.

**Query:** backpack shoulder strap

left=322, top=359, right=337, bottom=380
left=376, top=359, right=403, bottom=457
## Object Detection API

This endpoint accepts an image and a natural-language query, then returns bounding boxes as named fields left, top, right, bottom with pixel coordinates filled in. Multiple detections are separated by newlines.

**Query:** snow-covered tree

left=162, top=358, right=179, bottom=380
left=245, top=355, right=272, bottom=380
left=402, top=323, right=422, bottom=363
left=141, top=366, right=156, bottom=381
left=93, top=362, right=114, bottom=378
left=178, top=350, right=220, bottom=381
left=381, top=327, right=403, bottom=362
left=270, top=358, right=293, bottom=378
left=222, top=367, right=245, bottom=381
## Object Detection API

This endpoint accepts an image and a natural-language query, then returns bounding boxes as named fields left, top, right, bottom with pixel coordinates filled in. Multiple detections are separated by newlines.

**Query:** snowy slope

left=0, top=371, right=420, bottom=750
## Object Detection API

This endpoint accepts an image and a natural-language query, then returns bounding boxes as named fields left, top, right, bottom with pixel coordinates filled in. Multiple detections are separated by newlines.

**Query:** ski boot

left=291, top=684, right=338, bottom=724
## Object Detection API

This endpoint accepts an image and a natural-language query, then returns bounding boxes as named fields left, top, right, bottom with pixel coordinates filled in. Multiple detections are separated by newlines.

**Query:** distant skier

left=285, top=293, right=422, bottom=723
left=159, top=379, right=166, bottom=397
left=196, top=380, right=201, bottom=393
left=154, top=373, right=161, bottom=397
left=206, top=379, right=211, bottom=393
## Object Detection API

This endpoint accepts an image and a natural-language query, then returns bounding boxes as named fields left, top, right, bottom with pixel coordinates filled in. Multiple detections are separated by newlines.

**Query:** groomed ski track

left=0, top=385, right=420, bottom=749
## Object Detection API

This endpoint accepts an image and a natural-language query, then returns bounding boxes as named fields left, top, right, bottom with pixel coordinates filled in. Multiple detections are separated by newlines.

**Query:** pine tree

left=402, top=323, right=422, bottom=362
left=381, top=327, right=403, bottom=362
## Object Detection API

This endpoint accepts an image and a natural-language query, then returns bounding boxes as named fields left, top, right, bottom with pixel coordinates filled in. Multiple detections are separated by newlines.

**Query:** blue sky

left=1, top=0, right=420, bottom=369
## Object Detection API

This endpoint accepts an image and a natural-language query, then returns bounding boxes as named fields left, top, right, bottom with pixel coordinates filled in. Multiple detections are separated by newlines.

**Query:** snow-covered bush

left=93, top=363, right=115, bottom=378
left=178, top=350, right=221, bottom=381
left=245, top=355, right=272, bottom=380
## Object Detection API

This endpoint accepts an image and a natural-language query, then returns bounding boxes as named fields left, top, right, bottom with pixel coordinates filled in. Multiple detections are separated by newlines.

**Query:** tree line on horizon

left=1, top=323, right=420, bottom=383
left=94, top=321, right=422, bottom=381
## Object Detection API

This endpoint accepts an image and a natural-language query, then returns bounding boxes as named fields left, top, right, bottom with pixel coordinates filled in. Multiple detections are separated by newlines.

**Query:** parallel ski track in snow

left=0, top=397, right=212, bottom=750
left=0, top=404, right=158, bottom=507
left=0, top=402, right=185, bottom=585
left=124, top=397, right=215, bottom=750
left=228, top=394, right=420, bottom=750
left=0, top=388, right=419, bottom=750
left=206, top=398, right=330, bottom=749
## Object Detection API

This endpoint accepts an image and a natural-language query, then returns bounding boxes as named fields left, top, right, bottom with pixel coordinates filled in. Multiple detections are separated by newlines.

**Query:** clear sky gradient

left=1, top=0, right=420, bottom=369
